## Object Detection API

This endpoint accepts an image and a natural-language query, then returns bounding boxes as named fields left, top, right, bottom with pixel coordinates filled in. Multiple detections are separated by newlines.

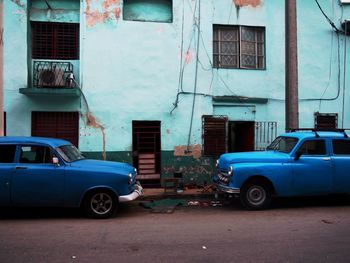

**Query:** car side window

left=332, top=140, right=350, bottom=155
left=20, top=145, right=53, bottom=164
left=0, top=145, right=17, bottom=163
left=297, top=140, right=326, bottom=156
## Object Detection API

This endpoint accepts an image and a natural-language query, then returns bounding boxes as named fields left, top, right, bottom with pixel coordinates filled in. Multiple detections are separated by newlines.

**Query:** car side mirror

left=294, top=150, right=303, bottom=161
left=52, top=157, right=60, bottom=166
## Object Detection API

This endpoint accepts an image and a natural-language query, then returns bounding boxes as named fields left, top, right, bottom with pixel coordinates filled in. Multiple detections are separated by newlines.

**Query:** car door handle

left=322, top=157, right=331, bottom=161
left=15, top=166, right=28, bottom=170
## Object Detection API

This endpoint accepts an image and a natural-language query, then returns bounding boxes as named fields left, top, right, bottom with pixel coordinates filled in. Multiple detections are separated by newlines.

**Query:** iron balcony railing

left=33, top=61, right=75, bottom=88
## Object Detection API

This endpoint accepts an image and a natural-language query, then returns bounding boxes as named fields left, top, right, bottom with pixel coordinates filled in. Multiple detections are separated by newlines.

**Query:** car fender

left=230, top=162, right=294, bottom=196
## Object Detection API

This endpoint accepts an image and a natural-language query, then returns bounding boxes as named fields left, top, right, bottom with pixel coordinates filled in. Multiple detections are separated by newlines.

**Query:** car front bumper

left=215, top=183, right=240, bottom=194
left=119, top=182, right=144, bottom=202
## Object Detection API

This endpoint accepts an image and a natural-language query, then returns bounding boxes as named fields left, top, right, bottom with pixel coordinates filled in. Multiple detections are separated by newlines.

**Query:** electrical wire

left=341, top=20, right=348, bottom=128
left=187, top=0, right=201, bottom=149
left=314, top=0, right=344, bottom=34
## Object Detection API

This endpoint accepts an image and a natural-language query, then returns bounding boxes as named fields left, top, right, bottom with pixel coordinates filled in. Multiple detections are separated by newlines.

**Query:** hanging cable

left=314, top=0, right=344, bottom=34
left=342, top=20, right=348, bottom=128
left=186, top=0, right=201, bottom=151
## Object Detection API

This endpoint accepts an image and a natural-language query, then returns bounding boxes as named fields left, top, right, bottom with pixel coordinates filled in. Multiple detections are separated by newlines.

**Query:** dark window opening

left=0, top=145, right=16, bottom=163
left=32, top=112, right=79, bottom=147
left=228, top=121, right=255, bottom=152
left=315, top=113, right=338, bottom=129
left=202, top=116, right=228, bottom=156
left=298, top=140, right=326, bottom=155
left=123, top=0, right=173, bottom=23
left=20, top=146, right=53, bottom=164
left=213, top=25, right=265, bottom=69
left=333, top=140, right=350, bottom=155
left=31, top=21, right=79, bottom=60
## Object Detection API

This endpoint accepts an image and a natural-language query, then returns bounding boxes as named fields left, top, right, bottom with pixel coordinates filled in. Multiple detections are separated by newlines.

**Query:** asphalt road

left=1, top=196, right=350, bottom=263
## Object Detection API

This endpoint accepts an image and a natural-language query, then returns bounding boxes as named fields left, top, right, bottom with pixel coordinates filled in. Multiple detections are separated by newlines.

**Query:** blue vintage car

left=214, top=130, right=350, bottom=209
left=0, top=136, right=143, bottom=218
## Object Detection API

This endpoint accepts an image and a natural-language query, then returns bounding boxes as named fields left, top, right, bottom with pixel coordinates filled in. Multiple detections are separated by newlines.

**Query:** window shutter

left=202, top=115, right=228, bottom=156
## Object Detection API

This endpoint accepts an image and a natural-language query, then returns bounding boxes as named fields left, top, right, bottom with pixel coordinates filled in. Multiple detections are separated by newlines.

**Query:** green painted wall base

left=82, top=151, right=216, bottom=187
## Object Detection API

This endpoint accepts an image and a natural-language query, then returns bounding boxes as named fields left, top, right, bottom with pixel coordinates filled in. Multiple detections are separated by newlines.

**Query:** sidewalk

left=140, top=186, right=218, bottom=201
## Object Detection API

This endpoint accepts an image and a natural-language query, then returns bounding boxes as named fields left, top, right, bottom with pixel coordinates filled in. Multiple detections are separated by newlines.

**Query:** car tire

left=83, top=190, right=118, bottom=219
left=240, top=179, right=272, bottom=210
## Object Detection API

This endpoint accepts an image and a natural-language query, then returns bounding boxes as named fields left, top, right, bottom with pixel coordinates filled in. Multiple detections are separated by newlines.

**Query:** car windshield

left=56, top=145, right=85, bottom=162
left=266, top=136, right=298, bottom=153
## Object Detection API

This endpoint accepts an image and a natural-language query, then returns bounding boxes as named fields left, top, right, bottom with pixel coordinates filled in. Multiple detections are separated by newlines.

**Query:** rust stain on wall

left=86, top=111, right=107, bottom=160
left=86, top=0, right=121, bottom=27
left=233, top=0, right=262, bottom=7
left=174, top=144, right=202, bottom=159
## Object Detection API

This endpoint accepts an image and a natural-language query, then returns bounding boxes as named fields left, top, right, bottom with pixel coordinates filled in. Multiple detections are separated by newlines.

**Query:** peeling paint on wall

left=11, top=0, right=25, bottom=8
left=85, top=0, right=121, bottom=27
left=233, top=0, right=262, bottom=8
left=86, top=111, right=107, bottom=160
left=174, top=144, right=202, bottom=159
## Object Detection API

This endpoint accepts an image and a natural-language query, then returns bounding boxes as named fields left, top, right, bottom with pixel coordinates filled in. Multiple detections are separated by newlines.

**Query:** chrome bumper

left=119, top=182, right=144, bottom=202
left=216, top=183, right=240, bottom=194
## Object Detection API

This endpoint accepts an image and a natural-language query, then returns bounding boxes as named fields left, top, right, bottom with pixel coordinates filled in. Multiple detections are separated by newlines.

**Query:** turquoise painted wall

left=3, top=0, right=350, bottom=185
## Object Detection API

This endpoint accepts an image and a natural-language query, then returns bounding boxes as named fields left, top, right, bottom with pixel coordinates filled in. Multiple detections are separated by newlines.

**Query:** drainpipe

left=0, top=0, right=3, bottom=136
left=285, top=0, right=299, bottom=131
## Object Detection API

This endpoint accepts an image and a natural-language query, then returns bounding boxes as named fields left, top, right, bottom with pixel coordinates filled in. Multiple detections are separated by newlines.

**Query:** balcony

left=19, top=61, right=81, bottom=97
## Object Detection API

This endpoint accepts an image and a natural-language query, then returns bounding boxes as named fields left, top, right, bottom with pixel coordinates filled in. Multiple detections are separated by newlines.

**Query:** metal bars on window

left=31, top=22, right=79, bottom=60
left=202, top=115, right=228, bottom=156
left=254, top=122, right=277, bottom=151
left=213, top=25, right=265, bottom=69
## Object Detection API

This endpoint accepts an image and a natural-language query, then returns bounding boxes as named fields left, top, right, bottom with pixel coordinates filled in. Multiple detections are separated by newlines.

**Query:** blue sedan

left=214, top=130, right=350, bottom=210
left=0, top=137, right=143, bottom=218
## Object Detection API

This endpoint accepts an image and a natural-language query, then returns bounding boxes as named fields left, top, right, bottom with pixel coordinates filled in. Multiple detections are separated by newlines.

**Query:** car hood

left=69, top=159, right=134, bottom=174
left=219, top=151, right=289, bottom=169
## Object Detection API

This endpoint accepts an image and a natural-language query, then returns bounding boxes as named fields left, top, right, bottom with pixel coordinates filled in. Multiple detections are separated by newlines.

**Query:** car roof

left=0, top=136, right=72, bottom=148
left=279, top=131, right=349, bottom=139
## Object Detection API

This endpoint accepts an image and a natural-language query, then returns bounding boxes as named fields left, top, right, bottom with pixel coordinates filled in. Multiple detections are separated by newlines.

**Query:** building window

left=213, top=25, right=265, bottom=69
left=32, top=112, right=79, bottom=147
left=314, top=113, right=338, bottom=129
left=123, top=0, right=173, bottom=23
left=202, top=116, right=228, bottom=156
left=31, top=21, right=79, bottom=60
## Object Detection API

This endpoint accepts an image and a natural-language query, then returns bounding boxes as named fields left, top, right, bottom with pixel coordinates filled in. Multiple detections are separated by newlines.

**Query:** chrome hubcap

left=247, top=186, right=266, bottom=206
left=91, top=193, right=113, bottom=215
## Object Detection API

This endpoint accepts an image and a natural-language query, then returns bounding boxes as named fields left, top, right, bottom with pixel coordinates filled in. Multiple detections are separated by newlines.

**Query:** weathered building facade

left=3, top=0, right=350, bottom=186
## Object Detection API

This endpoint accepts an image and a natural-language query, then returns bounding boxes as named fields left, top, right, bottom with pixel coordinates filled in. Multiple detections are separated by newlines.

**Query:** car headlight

left=128, top=173, right=133, bottom=184
left=227, top=166, right=233, bottom=176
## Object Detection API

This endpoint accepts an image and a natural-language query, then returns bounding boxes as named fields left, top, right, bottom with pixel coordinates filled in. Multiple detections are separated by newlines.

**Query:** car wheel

left=84, top=190, right=118, bottom=219
left=240, top=180, right=272, bottom=210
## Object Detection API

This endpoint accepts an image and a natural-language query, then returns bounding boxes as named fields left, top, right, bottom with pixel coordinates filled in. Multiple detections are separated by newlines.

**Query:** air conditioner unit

left=38, top=68, right=65, bottom=87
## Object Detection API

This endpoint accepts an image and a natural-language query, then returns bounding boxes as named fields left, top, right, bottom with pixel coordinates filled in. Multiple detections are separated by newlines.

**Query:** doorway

left=132, top=121, right=161, bottom=186
left=228, top=121, right=255, bottom=152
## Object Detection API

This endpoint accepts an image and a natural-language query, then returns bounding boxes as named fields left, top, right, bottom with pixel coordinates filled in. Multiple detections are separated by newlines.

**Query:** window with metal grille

left=202, top=116, right=228, bottom=156
left=31, top=112, right=79, bottom=147
left=31, top=22, right=79, bottom=60
left=213, top=25, right=265, bottom=69
left=314, top=113, right=338, bottom=129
